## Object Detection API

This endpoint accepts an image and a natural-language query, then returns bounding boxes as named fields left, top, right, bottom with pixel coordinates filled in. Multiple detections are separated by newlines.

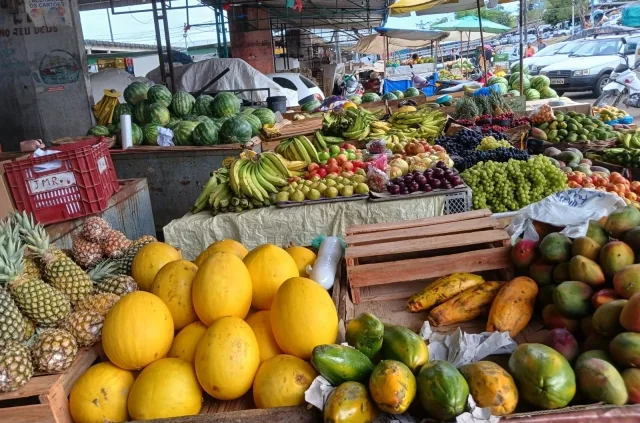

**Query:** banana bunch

left=342, top=108, right=379, bottom=140
left=386, top=108, right=448, bottom=142
left=93, top=89, right=121, bottom=126
left=314, top=131, right=344, bottom=150
left=369, top=121, right=393, bottom=137
left=191, top=168, right=229, bottom=214
left=275, top=136, right=319, bottom=163
left=206, top=181, right=267, bottom=215
left=615, top=130, right=640, bottom=149
left=229, top=151, right=291, bottom=204
left=600, top=148, right=640, bottom=167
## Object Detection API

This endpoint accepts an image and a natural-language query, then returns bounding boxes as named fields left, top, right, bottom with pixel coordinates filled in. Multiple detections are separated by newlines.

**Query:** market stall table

left=525, top=98, right=592, bottom=117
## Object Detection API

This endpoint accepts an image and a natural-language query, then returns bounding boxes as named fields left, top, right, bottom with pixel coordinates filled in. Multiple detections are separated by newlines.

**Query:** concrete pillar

left=228, top=6, right=275, bottom=75
left=0, top=0, right=93, bottom=151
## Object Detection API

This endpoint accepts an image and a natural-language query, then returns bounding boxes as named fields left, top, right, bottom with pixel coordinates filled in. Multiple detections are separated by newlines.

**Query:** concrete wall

left=228, top=6, right=274, bottom=75
left=0, top=0, right=93, bottom=151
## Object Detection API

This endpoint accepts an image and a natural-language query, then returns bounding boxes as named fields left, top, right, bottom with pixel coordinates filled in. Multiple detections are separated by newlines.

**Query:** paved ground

left=565, top=91, right=640, bottom=120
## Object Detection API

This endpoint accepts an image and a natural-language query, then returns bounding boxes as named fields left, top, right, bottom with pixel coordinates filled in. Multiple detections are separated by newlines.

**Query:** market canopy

left=432, top=16, right=510, bottom=34
left=346, top=33, right=447, bottom=55
left=389, top=0, right=518, bottom=16
left=374, top=28, right=451, bottom=42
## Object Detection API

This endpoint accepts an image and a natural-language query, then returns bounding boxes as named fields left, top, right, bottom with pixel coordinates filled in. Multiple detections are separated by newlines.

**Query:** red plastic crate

left=4, top=137, right=120, bottom=225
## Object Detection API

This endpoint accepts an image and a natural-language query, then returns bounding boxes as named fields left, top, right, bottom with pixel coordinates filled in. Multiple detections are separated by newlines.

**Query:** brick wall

left=229, top=7, right=274, bottom=75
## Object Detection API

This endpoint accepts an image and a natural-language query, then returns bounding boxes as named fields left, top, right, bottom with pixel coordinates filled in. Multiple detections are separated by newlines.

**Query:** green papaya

left=417, top=360, right=469, bottom=421
left=381, top=324, right=429, bottom=372
left=311, top=344, right=374, bottom=386
left=323, top=381, right=377, bottom=423
left=345, top=313, right=384, bottom=359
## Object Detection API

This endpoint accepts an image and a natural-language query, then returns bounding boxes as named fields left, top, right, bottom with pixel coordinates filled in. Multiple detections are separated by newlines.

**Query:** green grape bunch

left=475, top=136, right=512, bottom=151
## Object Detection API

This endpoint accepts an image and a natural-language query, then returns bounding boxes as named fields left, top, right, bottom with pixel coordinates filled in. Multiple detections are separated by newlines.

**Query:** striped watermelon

left=166, top=119, right=181, bottom=131
left=147, top=85, right=172, bottom=108
left=131, top=123, right=143, bottom=145
left=133, top=102, right=149, bottom=125
left=124, top=82, right=149, bottom=105
left=301, top=100, right=320, bottom=112
left=113, top=103, right=133, bottom=124
left=87, top=125, right=110, bottom=136
left=243, top=113, right=262, bottom=136
left=194, top=95, right=214, bottom=116
left=173, top=121, right=199, bottom=145
left=220, top=116, right=252, bottom=144
left=107, top=123, right=120, bottom=135
left=171, top=91, right=196, bottom=117
left=391, top=90, right=404, bottom=99
left=241, top=107, right=255, bottom=115
left=195, top=115, right=213, bottom=123
left=142, top=123, right=160, bottom=145
left=252, top=108, right=276, bottom=126
left=193, top=121, right=219, bottom=146
left=147, top=103, right=170, bottom=125
left=212, top=92, right=241, bottom=118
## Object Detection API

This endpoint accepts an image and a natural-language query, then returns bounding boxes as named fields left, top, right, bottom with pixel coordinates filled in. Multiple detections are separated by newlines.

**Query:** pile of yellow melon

left=68, top=239, right=337, bottom=423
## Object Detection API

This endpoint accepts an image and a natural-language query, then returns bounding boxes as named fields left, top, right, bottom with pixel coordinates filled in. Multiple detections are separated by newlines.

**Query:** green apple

left=329, top=145, right=341, bottom=156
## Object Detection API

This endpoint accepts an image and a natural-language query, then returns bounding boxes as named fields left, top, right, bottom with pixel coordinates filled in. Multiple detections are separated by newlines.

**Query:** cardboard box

left=0, top=159, right=18, bottom=220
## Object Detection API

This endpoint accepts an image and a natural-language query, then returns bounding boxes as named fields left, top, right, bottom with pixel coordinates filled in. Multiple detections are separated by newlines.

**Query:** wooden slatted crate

left=345, top=209, right=514, bottom=304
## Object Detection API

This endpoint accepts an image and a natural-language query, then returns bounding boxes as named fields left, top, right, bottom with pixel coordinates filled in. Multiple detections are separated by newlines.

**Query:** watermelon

left=510, top=62, right=531, bottom=75
left=173, top=121, right=199, bottom=145
left=252, top=108, right=276, bottom=126
left=488, top=76, right=508, bottom=86
left=391, top=90, right=404, bottom=99
left=525, top=88, right=541, bottom=100
left=194, top=95, right=214, bottom=116
left=87, top=125, right=110, bottom=136
left=147, top=85, right=172, bottom=108
left=220, top=116, right=252, bottom=144
left=494, top=83, right=508, bottom=94
left=113, top=103, right=133, bottom=124
left=349, top=95, right=362, bottom=105
left=142, top=123, right=160, bottom=145
left=512, top=77, right=531, bottom=91
left=362, top=93, right=381, bottom=103
left=171, top=91, right=196, bottom=117
left=404, top=87, right=420, bottom=97
left=211, top=117, right=227, bottom=129
left=183, top=114, right=199, bottom=122
left=301, top=100, right=321, bottom=112
left=540, top=87, right=559, bottom=99
left=107, top=123, right=120, bottom=136
left=166, top=119, right=181, bottom=131
left=531, top=75, right=551, bottom=91
left=211, top=92, right=241, bottom=118
left=508, top=89, right=521, bottom=96
left=123, top=82, right=149, bottom=105
left=133, top=102, right=149, bottom=125
left=131, top=123, right=143, bottom=145
left=241, top=107, right=255, bottom=115
left=192, top=121, right=219, bottom=146
left=381, top=93, right=397, bottom=100
left=195, top=115, right=212, bottom=123
left=147, top=103, right=170, bottom=125
left=509, top=72, right=530, bottom=87
left=243, top=113, right=262, bottom=137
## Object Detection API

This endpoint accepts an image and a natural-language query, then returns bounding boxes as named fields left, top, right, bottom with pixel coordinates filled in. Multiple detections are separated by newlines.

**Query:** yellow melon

left=285, top=246, right=317, bottom=277
left=271, top=277, right=338, bottom=359
left=253, top=354, right=317, bottom=409
left=102, top=291, right=174, bottom=370
left=194, top=239, right=248, bottom=266
left=69, top=362, right=135, bottom=423
left=243, top=244, right=299, bottom=310
left=195, top=316, right=260, bottom=400
left=246, top=310, right=283, bottom=363
left=131, top=242, right=182, bottom=291
left=127, top=358, right=202, bottom=420
left=167, top=321, right=208, bottom=363
left=191, top=252, right=252, bottom=325
left=151, top=260, right=199, bottom=330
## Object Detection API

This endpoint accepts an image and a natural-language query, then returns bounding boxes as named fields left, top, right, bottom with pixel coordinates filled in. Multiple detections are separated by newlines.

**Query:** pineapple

left=82, top=216, right=110, bottom=243
left=60, top=310, right=103, bottom=347
left=0, top=229, right=27, bottom=346
left=31, top=328, right=78, bottom=373
left=0, top=341, right=33, bottom=392
left=88, top=260, right=138, bottom=296
left=117, top=235, right=156, bottom=275
left=15, top=212, right=93, bottom=304
left=75, top=292, right=119, bottom=316
left=101, top=229, right=131, bottom=259
left=23, top=318, right=35, bottom=341
left=72, top=235, right=103, bottom=268
left=23, top=253, right=41, bottom=279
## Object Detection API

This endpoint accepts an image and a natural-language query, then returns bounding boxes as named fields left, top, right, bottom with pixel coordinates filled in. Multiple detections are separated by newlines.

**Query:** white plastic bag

left=308, top=236, right=343, bottom=290
left=508, top=188, right=625, bottom=245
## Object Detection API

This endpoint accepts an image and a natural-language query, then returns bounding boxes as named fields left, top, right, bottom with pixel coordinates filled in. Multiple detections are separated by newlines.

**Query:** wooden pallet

left=345, top=209, right=514, bottom=304
left=0, top=345, right=100, bottom=423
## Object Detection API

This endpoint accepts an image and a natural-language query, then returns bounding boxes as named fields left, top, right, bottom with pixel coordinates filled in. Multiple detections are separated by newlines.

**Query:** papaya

left=369, top=360, right=416, bottom=414
left=487, top=277, right=538, bottom=337
left=544, top=328, right=579, bottom=362
left=345, top=313, right=384, bottom=359
left=575, top=350, right=614, bottom=368
left=542, top=304, right=580, bottom=333
left=581, top=315, right=594, bottom=336
left=587, top=221, right=609, bottom=246
left=604, top=206, right=640, bottom=239
left=417, top=361, right=469, bottom=421
left=572, top=236, right=602, bottom=261
left=553, top=281, right=593, bottom=318
left=310, top=345, right=374, bottom=386
left=529, top=260, right=554, bottom=286
left=553, top=262, right=571, bottom=283
left=459, top=361, right=518, bottom=416
left=591, top=288, right=622, bottom=309
left=576, top=358, right=628, bottom=405
left=508, top=344, right=576, bottom=409
left=539, top=233, right=572, bottom=263
left=613, top=264, right=640, bottom=299
left=592, top=299, right=627, bottom=337
left=537, top=285, right=556, bottom=310
left=407, top=273, right=484, bottom=312
left=622, top=368, right=640, bottom=404
left=620, top=293, right=640, bottom=332
left=428, top=281, right=502, bottom=327
left=584, top=333, right=613, bottom=351
left=381, top=325, right=428, bottom=373
left=610, top=332, right=640, bottom=367
left=323, top=381, right=377, bottom=423
left=623, top=226, right=640, bottom=251
left=511, top=240, right=538, bottom=269
left=600, top=241, right=635, bottom=278
left=568, top=255, right=605, bottom=287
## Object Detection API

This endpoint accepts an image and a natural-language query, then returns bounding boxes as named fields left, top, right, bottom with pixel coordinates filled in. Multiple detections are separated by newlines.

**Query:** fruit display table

left=525, top=99, right=592, bottom=117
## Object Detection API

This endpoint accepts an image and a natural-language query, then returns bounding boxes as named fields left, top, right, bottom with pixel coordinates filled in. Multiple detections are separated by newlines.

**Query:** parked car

left=266, top=73, right=324, bottom=105
left=525, top=40, right=586, bottom=75
left=539, top=34, right=640, bottom=96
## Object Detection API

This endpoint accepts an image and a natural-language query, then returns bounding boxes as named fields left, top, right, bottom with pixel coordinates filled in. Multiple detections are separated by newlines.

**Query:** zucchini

left=311, top=344, right=374, bottom=385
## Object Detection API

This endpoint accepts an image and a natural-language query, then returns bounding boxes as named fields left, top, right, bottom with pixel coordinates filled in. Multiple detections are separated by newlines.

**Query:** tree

left=455, top=6, right=516, bottom=28
left=543, top=0, right=589, bottom=27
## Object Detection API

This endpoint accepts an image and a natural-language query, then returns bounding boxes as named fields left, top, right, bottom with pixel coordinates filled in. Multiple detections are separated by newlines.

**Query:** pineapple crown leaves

left=12, top=211, right=50, bottom=255
left=87, top=259, right=122, bottom=283
left=0, top=231, right=26, bottom=283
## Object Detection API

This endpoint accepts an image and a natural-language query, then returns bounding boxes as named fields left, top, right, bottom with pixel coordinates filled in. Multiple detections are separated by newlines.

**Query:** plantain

left=407, top=273, right=485, bottom=312
left=428, top=282, right=503, bottom=326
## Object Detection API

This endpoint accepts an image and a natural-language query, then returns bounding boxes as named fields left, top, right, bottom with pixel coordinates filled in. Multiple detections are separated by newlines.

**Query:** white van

left=526, top=40, right=586, bottom=75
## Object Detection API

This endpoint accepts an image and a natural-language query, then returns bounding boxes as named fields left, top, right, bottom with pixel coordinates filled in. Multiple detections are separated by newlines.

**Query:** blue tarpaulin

left=384, top=72, right=438, bottom=96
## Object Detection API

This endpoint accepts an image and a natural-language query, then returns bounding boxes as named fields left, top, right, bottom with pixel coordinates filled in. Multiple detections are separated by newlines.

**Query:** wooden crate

left=0, top=346, right=100, bottom=423
left=345, top=209, right=514, bottom=304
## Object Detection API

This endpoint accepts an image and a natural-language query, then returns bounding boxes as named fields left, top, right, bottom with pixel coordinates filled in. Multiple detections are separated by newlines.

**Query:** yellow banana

left=254, top=165, right=277, bottom=194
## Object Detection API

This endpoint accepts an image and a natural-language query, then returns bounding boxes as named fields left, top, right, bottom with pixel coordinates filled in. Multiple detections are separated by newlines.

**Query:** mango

left=575, top=350, right=614, bottom=368
left=572, top=236, right=601, bottom=261
left=553, top=262, right=571, bottom=283
left=540, top=233, right=572, bottom=263
left=592, top=289, right=622, bottom=311
left=542, top=304, right=580, bottom=333
left=576, top=358, right=628, bottom=405
left=533, top=221, right=561, bottom=240
left=553, top=281, right=593, bottom=318
left=581, top=315, right=594, bottom=336
left=610, top=332, right=640, bottom=368
left=600, top=241, right=635, bottom=278
left=529, top=260, right=554, bottom=286
left=511, top=239, right=538, bottom=269
left=592, top=299, right=627, bottom=337
left=623, top=226, right=640, bottom=251
left=544, top=328, right=579, bottom=362
left=620, top=293, right=640, bottom=332
left=586, top=221, right=609, bottom=246
left=584, top=333, right=613, bottom=351
left=605, top=206, right=640, bottom=239
left=622, top=368, right=640, bottom=404
left=568, top=255, right=605, bottom=287
left=613, top=264, right=640, bottom=298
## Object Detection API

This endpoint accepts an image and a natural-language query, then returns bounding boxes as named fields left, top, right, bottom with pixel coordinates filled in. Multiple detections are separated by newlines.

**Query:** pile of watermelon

left=485, top=65, right=559, bottom=102
left=88, top=81, right=277, bottom=147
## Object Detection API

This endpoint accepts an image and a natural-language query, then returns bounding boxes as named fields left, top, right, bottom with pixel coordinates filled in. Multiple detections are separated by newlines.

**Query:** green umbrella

left=432, top=16, right=510, bottom=34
